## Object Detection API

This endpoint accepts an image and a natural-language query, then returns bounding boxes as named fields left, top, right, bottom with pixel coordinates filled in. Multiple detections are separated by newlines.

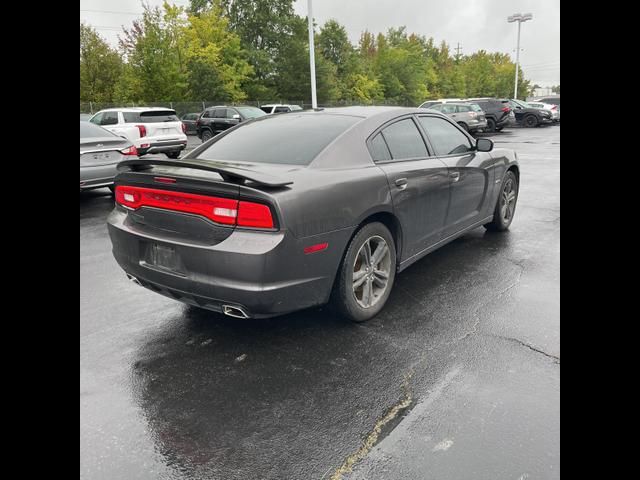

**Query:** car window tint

left=418, top=116, right=473, bottom=156
left=90, top=113, right=103, bottom=125
left=441, top=105, right=457, bottom=114
left=368, top=133, right=391, bottom=161
left=275, top=107, right=289, bottom=113
left=196, top=114, right=360, bottom=165
left=380, top=119, right=428, bottom=160
left=457, top=105, right=471, bottom=112
left=213, top=109, right=226, bottom=118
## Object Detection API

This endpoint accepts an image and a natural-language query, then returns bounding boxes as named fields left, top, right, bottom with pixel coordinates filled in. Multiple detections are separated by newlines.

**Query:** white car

left=89, top=107, right=188, bottom=158
left=527, top=102, right=560, bottom=122
left=259, top=104, right=303, bottom=114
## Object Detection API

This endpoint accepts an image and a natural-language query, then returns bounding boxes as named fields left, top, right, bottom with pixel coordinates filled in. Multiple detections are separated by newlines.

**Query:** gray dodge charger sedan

left=108, top=107, right=519, bottom=322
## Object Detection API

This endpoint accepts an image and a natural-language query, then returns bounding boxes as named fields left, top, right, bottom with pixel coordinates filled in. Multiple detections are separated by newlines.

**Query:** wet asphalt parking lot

left=80, top=126, right=559, bottom=480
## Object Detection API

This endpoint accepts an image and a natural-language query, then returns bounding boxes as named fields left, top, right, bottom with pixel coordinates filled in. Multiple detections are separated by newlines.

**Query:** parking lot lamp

left=508, top=12, right=533, bottom=99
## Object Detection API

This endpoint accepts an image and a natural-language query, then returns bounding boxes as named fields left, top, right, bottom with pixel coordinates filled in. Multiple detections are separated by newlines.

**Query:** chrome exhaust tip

left=222, top=305, right=250, bottom=319
left=126, top=273, right=141, bottom=286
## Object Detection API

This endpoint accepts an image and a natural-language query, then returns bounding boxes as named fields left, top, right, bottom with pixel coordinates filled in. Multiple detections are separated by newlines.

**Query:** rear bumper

left=107, top=207, right=353, bottom=318
left=468, top=119, right=488, bottom=131
left=137, top=139, right=188, bottom=155
left=80, top=164, right=118, bottom=191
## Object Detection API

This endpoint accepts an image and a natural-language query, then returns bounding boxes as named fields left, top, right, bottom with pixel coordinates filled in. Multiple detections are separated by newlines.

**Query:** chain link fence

left=80, top=99, right=412, bottom=116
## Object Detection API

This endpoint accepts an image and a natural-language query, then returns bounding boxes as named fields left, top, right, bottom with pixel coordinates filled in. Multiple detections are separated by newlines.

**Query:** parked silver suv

left=428, top=102, right=488, bottom=134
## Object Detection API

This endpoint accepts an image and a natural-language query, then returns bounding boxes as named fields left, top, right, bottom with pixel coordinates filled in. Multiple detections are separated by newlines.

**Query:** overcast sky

left=80, top=0, right=559, bottom=86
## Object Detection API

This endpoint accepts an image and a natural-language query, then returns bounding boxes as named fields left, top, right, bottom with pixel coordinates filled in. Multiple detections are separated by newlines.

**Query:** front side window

left=101, top=111, right=119, bottom=125
left=90, top=113, right=103, bottom=125
left=380, top=118, right=428, bottom=160
left=418, top=116, right=473, bottom=156
left=441, top=105, right=457, bottom=114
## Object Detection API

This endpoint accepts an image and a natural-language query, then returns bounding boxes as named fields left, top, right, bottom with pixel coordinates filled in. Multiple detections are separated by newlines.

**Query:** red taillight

left=237, top=201, right=274, bottom=229
left=136, top=125, right=147, bottom=138
left=181, top=123, right=187, bottom=134
left=115, top=186, right=274, bottom=229
left=120, top=145, right=138, bottom=156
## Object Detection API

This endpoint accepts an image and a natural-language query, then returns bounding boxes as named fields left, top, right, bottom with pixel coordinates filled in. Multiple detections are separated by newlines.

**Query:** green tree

left=181, top=4, right=253, bottom=101
left=80, top=23, right=123, bottom=102
left=117, top=2, right=189, bottom=102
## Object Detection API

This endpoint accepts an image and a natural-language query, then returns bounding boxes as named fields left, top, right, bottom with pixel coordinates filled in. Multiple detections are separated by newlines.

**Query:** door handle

left=395, top=178, right=408, bottom=190
left=449, top=171, right=460, bottom=182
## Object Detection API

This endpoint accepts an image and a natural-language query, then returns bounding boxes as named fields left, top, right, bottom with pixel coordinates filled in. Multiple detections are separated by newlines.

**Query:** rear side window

left=259, top=106, right=273, bottom=114
left=196, top=114, right=360, bottom=165
left=123, top=110, right=179, bottom=123
left=275, top=106, right=290, bottom=113
left=418, top=116, right=473, bottom=156
left=213, top=108, right=226, bottom=118
left=368, top=133, right=391, bottom=161
left=381, top=118, right=428, bottom=160
left=441, top=105, right=457, bottom=114
left=457, top=105, right=471, bottom=112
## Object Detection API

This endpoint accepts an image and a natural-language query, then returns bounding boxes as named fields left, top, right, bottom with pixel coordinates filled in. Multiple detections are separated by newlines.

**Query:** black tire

left=166, top=151, right=181, bottom=159
left=484, top=170, right=519, bottom=232
left=523, top=115, right=538, bottom=128
left=331, top=222, right=397, bottom=323
left=457, top=122, right=469, bottom=132
left=486, top=118, right=496, bottom=132
left=201, top=130, right=213, bottom=142
left=495, top=126, right=504, bottom=132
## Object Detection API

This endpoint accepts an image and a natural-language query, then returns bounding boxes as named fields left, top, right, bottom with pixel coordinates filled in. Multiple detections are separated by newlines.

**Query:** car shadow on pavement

left=127, top=227, right=517, bottom=479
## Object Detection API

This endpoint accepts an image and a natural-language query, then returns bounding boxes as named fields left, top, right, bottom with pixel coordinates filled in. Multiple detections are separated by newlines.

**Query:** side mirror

left=476, top=138, right=494, bottom=152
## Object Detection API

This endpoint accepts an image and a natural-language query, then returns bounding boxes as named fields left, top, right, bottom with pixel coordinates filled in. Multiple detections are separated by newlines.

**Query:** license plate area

left=141, top=242, right=185, bottom=276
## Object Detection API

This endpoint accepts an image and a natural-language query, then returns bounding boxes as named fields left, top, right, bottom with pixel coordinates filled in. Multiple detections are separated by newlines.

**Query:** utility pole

left=307, top=0, right=318, bottom=109
left=454, top=42, right=462, bottom=62
left=507, top=13, right=532, bottom=99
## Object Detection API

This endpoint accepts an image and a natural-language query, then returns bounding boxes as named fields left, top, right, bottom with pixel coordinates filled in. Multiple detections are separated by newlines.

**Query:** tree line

left=80, top=0, right=533, bottom=106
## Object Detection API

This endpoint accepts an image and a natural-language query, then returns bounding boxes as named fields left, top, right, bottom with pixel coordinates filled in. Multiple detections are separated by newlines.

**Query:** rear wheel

left=201, top=130, right=213, bottom=142
left=331, top=222, right=396, bottom=323
left=486, top=118, right=496, bottom=132
left=166, top=151, right=181, bottom=159
left=484, top=171, right=519, bottom=231
left=524, top=115, right=538, bottom=127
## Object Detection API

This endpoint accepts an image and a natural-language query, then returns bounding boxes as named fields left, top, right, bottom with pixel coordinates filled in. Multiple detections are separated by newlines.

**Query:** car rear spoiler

left=117, top=158, right=294, bottom=187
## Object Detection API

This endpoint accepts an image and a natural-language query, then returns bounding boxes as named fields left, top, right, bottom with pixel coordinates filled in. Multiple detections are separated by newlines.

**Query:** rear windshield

left=80, top=121, right=117, bottom=138
left=196, top=114, right=360, bottom=165
left=123, top=110, right=179, bottom=123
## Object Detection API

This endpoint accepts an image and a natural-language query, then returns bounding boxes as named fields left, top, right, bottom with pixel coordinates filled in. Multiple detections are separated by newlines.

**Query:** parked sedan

left=427, top=102, right=488, bottom=134
left=181, top=113, right=201, bottom=134
left=80, top=121, right=138, bottom=192
left=108, top=107, right=519, bottom=322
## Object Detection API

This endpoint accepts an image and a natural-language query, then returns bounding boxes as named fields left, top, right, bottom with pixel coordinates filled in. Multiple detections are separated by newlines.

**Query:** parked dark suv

left=467, top=98, right=512, bottom=132
left=196, top=106, right=267, bottom=142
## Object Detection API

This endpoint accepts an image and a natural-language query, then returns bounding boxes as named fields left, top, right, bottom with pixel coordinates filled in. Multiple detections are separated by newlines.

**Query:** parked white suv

left=89, top=107, right=188, bottom=158
left=259, top=104, right=303, bottom=114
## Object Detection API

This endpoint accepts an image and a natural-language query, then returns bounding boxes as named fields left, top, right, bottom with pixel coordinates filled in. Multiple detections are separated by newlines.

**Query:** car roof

left=96, top=107, right=176, bottom=112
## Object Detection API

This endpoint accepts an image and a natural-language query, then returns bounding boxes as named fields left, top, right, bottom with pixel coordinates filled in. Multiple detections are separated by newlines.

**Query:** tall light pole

left=507, top=12, right=532, bottom=99
left=307, top=0, right=318, bottom=109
